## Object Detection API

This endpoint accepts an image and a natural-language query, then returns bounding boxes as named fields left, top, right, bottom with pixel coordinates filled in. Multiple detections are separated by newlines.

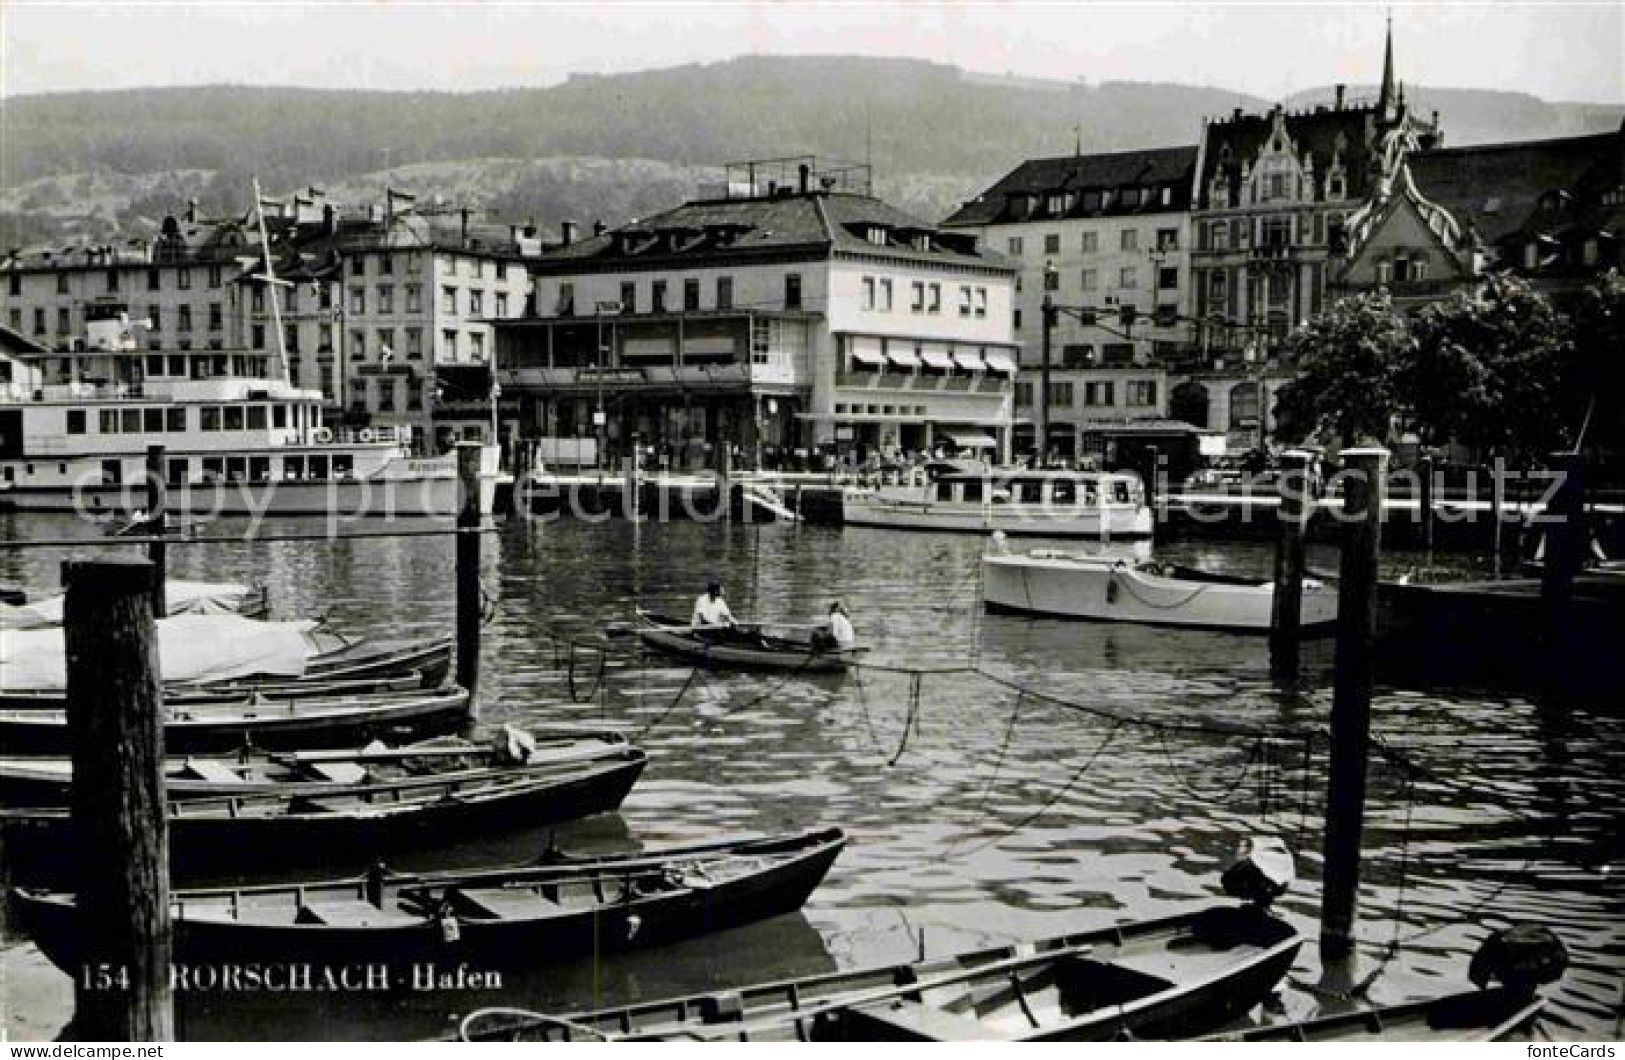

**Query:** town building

left=943, top=146, right=1197, bottom=462
left=494, top=158, right=1019, bottom=470
left=1184, top=21, right=1441, bottom=450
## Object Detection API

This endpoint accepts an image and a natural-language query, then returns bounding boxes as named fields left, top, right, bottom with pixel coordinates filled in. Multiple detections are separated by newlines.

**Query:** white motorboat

left=843, top=462, right=1153, bottom=537
left=982, top=544, right=1338, bottom=632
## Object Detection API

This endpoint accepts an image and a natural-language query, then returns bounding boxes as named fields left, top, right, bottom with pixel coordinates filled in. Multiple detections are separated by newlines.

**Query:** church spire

left=1378, top=12, right=1397, bottom=121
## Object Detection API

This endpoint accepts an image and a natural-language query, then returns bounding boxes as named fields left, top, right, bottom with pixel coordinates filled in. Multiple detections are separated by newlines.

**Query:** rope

left=1108, top=563, right=1210, bottom=610
left=632, top=666, right=702, bottom=739
left=964, top=689, right=1025, bottom=823
left=886, top=672, right=924, bottom=767
left=1153, top=727, right=1265, bottom=807
left=565, top=643, right=608, bottom=703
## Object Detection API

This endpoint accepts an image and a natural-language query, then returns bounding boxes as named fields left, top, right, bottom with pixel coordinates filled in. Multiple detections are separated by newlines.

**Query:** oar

left=621, top=942, right=1096, bottom=1042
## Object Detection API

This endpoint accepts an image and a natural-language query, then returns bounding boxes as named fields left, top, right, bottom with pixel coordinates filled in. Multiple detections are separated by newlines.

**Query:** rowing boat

left=635, top=611, right=863, bottom=673
left=459, top=903, right=1301, bottom=1041
left=0, top=687, right=472, bottom=754
left=1, top=748, right=648, bottom=882
left=1205, top=986, right=1548, bottom=1042
left=14, top=828, right=844, bottom=972
left=0, top=727, right=630, bottom=804
left=0, top=673, right=424, bottom=713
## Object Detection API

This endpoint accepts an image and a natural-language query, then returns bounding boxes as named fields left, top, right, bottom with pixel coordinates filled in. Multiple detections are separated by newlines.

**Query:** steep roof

left=1198, top=104, right=1384, bottom=206
left=943, top=146, right=1198, bottom=227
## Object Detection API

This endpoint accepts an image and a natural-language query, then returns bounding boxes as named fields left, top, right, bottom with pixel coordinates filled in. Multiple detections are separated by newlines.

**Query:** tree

left=1567, top=270, right=1625, bottom=459
left=1407, top=275, right=1572, bottom=463
left=1274, top=290, right=1414, bottom=447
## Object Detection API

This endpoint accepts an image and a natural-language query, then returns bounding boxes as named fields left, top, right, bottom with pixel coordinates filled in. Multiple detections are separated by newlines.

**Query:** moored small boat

left=982, top=546, right=1339, bottom=632
left=635, top=611, right=863, bottom=673
left=1, top=747, right=648, bottom=882
left=1206, top=986, right=1548, bottom=1042
left=458, top=903, right=1302, bottom=1041
left=0, top=686, right=472, bottom=754
left=0, top=673, right=424, bottom=713
left=14, top=828, right=845, bottom=973
left=0, top=726, right=631, bottom=804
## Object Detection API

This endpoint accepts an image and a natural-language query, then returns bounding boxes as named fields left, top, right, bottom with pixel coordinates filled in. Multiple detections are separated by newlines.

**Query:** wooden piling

left=1417, top=451, right=1435, bottom=557
left=145, top=445, right=167, bottom=618
left=1320, top=447, right=1388, bottom=960
left=1541, top=452, right=1586, bottom=702
left=622, top=454, right=640, bottom=521
left=455, top=443, right=483, bottom=703
left=61, top=557, right=173, bottom=1041
left=1269, top=449, right=1312, bottom=682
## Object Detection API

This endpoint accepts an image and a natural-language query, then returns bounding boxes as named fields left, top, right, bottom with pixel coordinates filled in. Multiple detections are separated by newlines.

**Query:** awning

left=983, top=350, right=1018, bottom=373
left=851, top=346, right=887, bottom=367
left=953, top=350, right=987, bottom=371
left=946, top=431, right=998, bottom=449
left=887, top=345, right=922, bottom=368
left=920, top=348, right=955, bottom=369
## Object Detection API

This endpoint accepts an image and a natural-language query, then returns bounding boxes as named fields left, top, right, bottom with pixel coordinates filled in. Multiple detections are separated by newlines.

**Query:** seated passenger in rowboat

left=691, top=581, right=737, bottom=633
left=811, top=601, right=856, bottom=652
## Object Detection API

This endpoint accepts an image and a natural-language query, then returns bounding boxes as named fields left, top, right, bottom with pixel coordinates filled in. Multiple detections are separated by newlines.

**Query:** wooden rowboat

left=1205, top=986, right=1548, bottom=1042
left=635, top=611, right=863, bottom=673
left=0, top=673, right=424, bottom=713
left=275, top=634, right=453, bottom=688
left=14, top=828, right=844, bottom=973
left=459, top=903, right=1302, bottom=1041
left=1, top=748, right=648, bottom=882
left=0, top=687, right=471, bottom=755
left=0, top=727, right=631, bottom=804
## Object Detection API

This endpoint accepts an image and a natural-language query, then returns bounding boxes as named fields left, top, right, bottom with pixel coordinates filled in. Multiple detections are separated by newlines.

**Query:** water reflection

left=0, top=512, right=1617, bottom=1040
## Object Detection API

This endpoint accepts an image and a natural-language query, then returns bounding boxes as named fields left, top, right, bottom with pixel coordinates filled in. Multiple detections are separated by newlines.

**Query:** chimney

left=592, top=220, right=607, bottom=237
left=185, top=198, right=198, bottom=223
left=798, top=163, right=810, bottom=194
left=1335, top=84, right=1346, bottom=110
left=561, top=220, right=578, bottom=246
left=1232, top=107, right=1243, bottom=121
left=323, top=203, right=337, bottom=236
left=460, top=207, right=470, bottom=246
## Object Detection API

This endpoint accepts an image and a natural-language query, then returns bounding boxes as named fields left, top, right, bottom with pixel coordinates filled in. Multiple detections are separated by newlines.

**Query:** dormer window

left=1046, top=193, right=1066, bottom=215
left=867, top=226, right=888, bottom=246
left=1328, top=175, right=1345, bottom=200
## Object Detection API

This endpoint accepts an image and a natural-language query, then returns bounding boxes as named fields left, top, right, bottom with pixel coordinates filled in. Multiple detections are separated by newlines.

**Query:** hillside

left=2, top=55, right=1617, bottom=249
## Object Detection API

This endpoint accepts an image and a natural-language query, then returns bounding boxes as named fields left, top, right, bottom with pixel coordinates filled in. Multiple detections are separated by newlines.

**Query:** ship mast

left=251, top=176, right=293, bottom=386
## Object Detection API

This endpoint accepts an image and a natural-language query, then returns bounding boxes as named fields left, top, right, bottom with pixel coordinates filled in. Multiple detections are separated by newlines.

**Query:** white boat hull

left=982, top=553, right=1339, bottom=631
left=844, top=496, right=1154, bottom=537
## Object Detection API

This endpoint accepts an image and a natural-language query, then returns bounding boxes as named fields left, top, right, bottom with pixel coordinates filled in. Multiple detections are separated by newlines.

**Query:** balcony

left=836, top=370, right=1009, bottom=395
left=500, top=362, right=796, bottom=394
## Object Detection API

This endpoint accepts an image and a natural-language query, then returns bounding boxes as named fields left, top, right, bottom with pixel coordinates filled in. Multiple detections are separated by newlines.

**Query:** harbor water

left=1, top=511, right=1618, bottom=1041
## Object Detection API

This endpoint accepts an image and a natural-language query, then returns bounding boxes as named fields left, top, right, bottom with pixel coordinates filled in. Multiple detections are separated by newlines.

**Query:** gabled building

left=943, top=146, right=1197, bottom=459
left=496, top=158, right=1019, bottom=469
left=1183, top=19, right=1441, bottom=449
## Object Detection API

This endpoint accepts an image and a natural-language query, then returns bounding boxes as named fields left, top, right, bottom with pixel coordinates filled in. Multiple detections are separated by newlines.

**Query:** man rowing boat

left=691, top=581, right=737, bottom=630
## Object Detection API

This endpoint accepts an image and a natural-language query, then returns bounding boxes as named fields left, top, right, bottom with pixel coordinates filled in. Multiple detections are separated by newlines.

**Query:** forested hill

left=2, top=55, right=1618, bottom=247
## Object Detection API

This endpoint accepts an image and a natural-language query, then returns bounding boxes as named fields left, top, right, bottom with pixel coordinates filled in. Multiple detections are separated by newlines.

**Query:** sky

left=2, top=1, right=1621, bottom=103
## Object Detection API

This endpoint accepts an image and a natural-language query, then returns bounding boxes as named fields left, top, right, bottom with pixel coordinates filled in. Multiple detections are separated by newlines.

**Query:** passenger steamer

left=0, top=315, right=496, bottom=518
left=842, top=462, right=1154, bottom=537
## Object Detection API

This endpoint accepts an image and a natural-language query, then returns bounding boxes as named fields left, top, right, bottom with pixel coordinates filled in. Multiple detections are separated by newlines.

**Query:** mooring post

left=1320, top=446, right=1388, bottom=960
left=1269, top=449, right=1312, bottom=682
left=1541, top=452, right=1586, bottom=702
left=145, top=445, right=167, bottom=618
left=1491, top=452, right=1505, bottom=579
left=1418, top=450, right=1435, bottom=559
left=717, top=443, right=733, bottom=522
left=622, top=453, right=640, bottom=521
left=62, top=557, right=173, bottom=1041
left=455, top=443, right=483, bottom=703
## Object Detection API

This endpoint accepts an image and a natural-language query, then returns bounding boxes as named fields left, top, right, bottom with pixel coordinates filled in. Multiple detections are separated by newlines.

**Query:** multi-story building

left=495, top=158, right=1019, bottom=469
left=1184, top=22, right=1440, bottom=450
left=943, top=147, right=1196, bottom=461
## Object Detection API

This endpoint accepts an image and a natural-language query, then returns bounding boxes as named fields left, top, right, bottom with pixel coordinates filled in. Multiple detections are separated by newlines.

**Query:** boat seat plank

left=305, top=761, right=369, bottom=784
left=446, top=887, right=566, bottom=920
left=841, top=999, right=1003, bottom=1041
left=179, top=759, right=247, bottom=784
left=294, top=899, right=418, bottom=927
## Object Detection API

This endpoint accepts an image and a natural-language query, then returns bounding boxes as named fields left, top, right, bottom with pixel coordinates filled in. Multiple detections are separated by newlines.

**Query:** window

left=974, top=287, right=987, bottom=318
left=224, top=406, right=245, bottom=431
left=1158, top=267, right=1179, bottom=291
left=1062, top=344, right=1094, bottom=367
left=405, top=253, right=422, bottom=274
left=1102, top=343, right=1135, bottom=366
left=468, top=289, right=483, bottom=316
left=1007, top=236, right=1024, bottom=255
left=146, top=269, right=160, bottom=291
left=101, top=409, right=121, bottom=433
left=926, top=283, right=941, bottom=314
left=442, top=329, right=458, bottom=359
left=105, top=269, right=119, bottom=293
left=380, top=254, right=393, bottom=276
left=247, top=405, right=268, bottom=430
left=55, top=273, right=68, bottom=296
left=785, top=273, right=802, bottom=310
left=1211, top=222, right=1228, bottom=250
left=318, top=324, right=333, bottom=351
left=208, top=303, right=222, bottom=331
left=1043, top=269, right=1059, bottom=292
left=1081, top=269, right=1098, bottom=291
left=377, top=328, right=395, bottom=358
left=716, top=276, right=733, bottom=310
left=167, top=408, right=186, bottom=432
left=56, top=307, right=69, bottom=334
left=471, top=331, right=485, bottom=362
left=1328, top=175, right=1346, bottom=199
left=1156, top=228, right=1179, bottom=251
left=350, top=329, right=367, bottom=358
left=146, top=305, right=161, bottom=332
left=958, top=286, right=973, bottom=316
left=285, top=324, right=299, bottom=353
left=378, top=286, right=394, bottom=314
left=1051, top=381, right=1074, bottom=407
left=443, top=286, right=458, bottom=314
left=405, top=284, right=422, bottom=313
left=472, top=259, right=484, bottom=279
left=911, top=281, right=925, bottom=313
left=1044, top=233, right=1061, bottom=254
left=32, top=307, right=44, bottom=334
left=620, top=282, right=637, bottom=313
left=1081, top=190, right=1102, bottom=211
left=651, top=280, right=667, bottom=312
left=178, top=268, right=191, bottom=290
left=879, top=278, right=893, bottom=311
left=1413, top=256, right=1430, bottom=280
left=1269, top=173, right=1287, bottom=200
left=177, top=306, right=192, bottom=332
left=251, top=324, right=265, bottom=349
left=1120, top=188, right=1141, bottom=208
left=1119, top=266, right=1138, bottom=289
left=862, top=276, right=876, bottom=311
left=7, top=308, right=19, bottom=331
left=346, top=287, right=364, bottom=315
left=351, top=257, right=367, bottom=278
left=1014, top=380, right=1034, bottom=406
left=495, top=261, right=507, bottom=280
left=1127, top=380, right=1158, bottom=407
left=1120, top=229, right=1138, bottom=252
left=1013, top=308, right=1022, bottom=330
left=1085, top=381, right=1116, bottom=406
left=495, top=292, right=509, bottom=316
left=405, top=327, right=423, bottom=359
left=683, top=278, right=700, bottom=312
left=207, top=264, right=222, bottom=289
left=67, top=410, right=86, bottom=434
left=1080, top=231, right=1098, bottom=253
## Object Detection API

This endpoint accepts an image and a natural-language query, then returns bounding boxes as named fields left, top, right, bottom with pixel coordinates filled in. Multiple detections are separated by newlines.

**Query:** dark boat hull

left=0, top=674, right=423, bottom=713
left=1208, top=986, right=1547, bottom=1042
left=1, top=751, right=647, bottom=883
left=0, top=689, right=471, bottom=755
left=636, top=613, right=857, bottom=674
left=14, top=829, right=844, bottom=973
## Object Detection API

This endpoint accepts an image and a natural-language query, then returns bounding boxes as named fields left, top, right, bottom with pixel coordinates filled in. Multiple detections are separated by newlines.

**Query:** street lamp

left=1039, top=259, right=1059, bottom=466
